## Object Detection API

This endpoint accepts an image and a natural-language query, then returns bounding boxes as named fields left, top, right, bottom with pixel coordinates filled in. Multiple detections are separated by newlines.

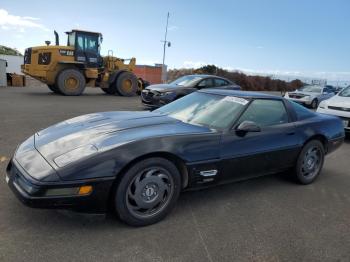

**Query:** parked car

left=141, top=74, right=240, bottom=108
left=6, top=90, right=344, bottom=226
left=284, top=85, right=335, bottom=109
left=317, top=85, right=350, bottom=133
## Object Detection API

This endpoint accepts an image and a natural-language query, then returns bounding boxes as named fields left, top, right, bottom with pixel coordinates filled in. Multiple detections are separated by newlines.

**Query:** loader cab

left=66, top=30, right=103, bottom=68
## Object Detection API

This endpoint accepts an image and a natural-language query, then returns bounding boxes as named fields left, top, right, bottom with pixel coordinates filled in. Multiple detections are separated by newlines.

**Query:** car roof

left=199, top=89, right=283, bottom=99
left=187, top=74, right=231, bottom=80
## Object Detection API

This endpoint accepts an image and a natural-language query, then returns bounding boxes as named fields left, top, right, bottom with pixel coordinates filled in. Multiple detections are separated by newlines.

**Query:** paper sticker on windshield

left=222, top=96, right=249, bottom=105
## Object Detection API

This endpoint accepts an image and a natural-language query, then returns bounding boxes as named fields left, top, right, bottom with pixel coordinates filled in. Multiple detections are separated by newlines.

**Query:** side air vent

left=199, top=170, right=218, bottom=177
left=38, top=52, right=51, bottom=65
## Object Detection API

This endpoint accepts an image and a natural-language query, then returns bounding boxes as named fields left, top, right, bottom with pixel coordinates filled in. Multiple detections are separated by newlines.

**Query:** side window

left=238, top=99, right=289, bottom=127
left=214, top=78, right=228, bottom=87
left=197, top=78, right=214, bottom=88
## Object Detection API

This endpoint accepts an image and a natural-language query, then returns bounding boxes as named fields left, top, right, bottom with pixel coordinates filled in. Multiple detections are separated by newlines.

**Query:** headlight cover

left=54, top=145, right=98, bottom=167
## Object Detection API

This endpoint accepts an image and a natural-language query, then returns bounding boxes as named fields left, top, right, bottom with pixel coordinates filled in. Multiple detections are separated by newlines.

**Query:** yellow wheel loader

left=21, top=30, right=145, bottom=96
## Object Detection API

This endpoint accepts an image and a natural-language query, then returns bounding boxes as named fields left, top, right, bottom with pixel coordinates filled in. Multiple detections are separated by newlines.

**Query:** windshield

left=299, top=85, right=322, bottom=93
left=169, top=75, right=203, bottom=87
left=339, top=86, right=350, bottom=97
left=154, top=92, right=248, bottom=129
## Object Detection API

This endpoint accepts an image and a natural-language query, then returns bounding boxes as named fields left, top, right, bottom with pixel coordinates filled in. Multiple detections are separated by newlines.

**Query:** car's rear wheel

left=295, top=140, right=325, bottom=184
left=114, top=157, right=181, bottom=226
left=311, top=99, right=318, bottom=109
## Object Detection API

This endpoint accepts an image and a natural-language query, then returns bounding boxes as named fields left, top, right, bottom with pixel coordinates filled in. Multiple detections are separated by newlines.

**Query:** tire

left=100, top=87, right=116, bottom=95
left=114, top=157, right=181, bottom=226
left=294, top=140, right=325, bottom=185
left=311, top=99, right=318, bottom=109
left=56, top=69, right=86, bottom=96
left=115, top=71, right=138, bottom=97
left=47, top=84, right=61, bottom=94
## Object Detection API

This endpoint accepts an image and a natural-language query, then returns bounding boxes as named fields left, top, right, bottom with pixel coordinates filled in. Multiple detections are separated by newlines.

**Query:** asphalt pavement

left=0, top=86, right=350, bottom=262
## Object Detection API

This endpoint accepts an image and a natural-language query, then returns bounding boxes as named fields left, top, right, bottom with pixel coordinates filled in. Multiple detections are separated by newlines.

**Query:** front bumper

left=6, top=159, right=115, bottom=213
left=141, top=90, right=175, bottom=108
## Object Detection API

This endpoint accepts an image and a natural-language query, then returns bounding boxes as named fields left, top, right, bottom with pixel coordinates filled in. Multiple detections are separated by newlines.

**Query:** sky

left=0, top=0, right=349, bottom=84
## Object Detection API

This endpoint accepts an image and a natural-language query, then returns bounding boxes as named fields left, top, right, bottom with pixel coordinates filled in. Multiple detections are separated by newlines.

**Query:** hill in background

left=0, top=45, right=23, bottom=56
left=168, top=65, right=304, bottom=92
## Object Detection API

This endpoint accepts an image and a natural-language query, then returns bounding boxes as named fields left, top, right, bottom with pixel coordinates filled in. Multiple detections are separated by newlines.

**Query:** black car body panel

left=7, top=90, right=345, bottom=213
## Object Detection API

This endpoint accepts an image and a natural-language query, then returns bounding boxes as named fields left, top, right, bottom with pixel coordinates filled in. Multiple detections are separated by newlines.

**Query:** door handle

left=286, top=132, right=295, bottom=136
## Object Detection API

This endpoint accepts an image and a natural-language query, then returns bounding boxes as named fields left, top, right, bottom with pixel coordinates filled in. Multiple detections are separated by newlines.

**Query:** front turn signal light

left=78, top=185, right=93, bottom=195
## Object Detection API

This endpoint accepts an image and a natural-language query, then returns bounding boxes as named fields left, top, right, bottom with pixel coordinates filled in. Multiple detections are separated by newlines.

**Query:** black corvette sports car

left=6, top=90, right=344, bottom=226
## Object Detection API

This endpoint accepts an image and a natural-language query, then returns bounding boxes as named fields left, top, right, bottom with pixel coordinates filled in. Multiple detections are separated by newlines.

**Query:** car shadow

left=9, top=171, right=295, bottom=230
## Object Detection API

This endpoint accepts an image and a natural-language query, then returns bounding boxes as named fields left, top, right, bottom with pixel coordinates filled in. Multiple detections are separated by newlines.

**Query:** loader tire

left=57, top=69, right=86, bottom=96
left=115, top=71, right=138, bottom=97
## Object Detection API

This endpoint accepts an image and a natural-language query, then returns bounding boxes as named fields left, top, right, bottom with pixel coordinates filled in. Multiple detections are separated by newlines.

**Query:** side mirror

left=236, top=121, right=261, bottom=133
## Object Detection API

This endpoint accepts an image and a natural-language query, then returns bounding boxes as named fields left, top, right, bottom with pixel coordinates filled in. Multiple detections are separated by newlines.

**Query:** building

left=0, top=59, right=7, bottom=87
left=133, top=64, right=163, bottom=84
left=0, top=54, right=23, bottom=74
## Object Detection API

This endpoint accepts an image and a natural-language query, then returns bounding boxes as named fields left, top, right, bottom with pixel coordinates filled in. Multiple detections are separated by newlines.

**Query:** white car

left=284, top=85, right=335, bottom=109
left=317, top=86, right=350, bottom=133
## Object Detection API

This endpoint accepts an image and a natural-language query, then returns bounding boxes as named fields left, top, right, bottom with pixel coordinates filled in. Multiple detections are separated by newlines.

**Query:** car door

left=219, top=99, right=301, bottom=182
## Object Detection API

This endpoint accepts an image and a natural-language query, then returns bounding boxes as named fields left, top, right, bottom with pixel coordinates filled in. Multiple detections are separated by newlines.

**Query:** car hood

left=146, top=84, right=183, bottom=92
left=325, top=95, right=350, bottom=107
left=34, top=111, right=210, bottom=165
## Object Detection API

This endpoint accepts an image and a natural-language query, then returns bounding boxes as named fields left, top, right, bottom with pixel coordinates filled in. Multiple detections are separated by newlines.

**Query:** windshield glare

left=299, top=85, right=322, bottom=93
left=169, top=75, right=203, bottom=87
left=154, top=92, right=248, bottom=129
left=339, top=86, right=350, bottom=97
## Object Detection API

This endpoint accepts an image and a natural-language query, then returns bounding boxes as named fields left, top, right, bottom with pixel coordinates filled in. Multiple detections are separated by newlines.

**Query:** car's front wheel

left=295, top=140, right=325, bottom=184
left=114, top=157, right=181, bottom=226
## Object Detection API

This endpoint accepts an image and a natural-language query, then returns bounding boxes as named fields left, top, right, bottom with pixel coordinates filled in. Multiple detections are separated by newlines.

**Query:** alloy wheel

left=125, top=167, right=174, bottom=219
left=301, top=146, right=322, bottom=178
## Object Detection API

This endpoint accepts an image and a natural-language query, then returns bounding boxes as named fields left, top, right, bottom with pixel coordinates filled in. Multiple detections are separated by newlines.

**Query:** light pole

left=161, top=12, right=171, bottom=82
